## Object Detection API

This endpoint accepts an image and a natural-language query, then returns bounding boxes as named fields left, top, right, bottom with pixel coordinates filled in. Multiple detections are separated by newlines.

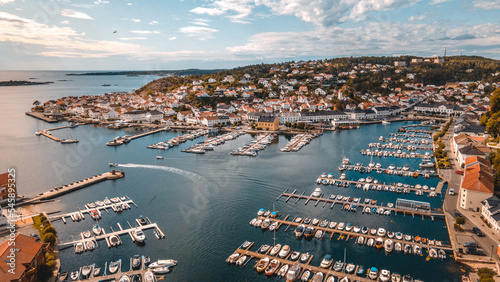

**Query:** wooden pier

left=48, top=196, right=136, bottom=222
left=278, top=191, right=444, bottom=218
left=19, top=170, right=124, bottom=206
left=280, top=133, right=318, bottom=152
left=254, top=215, right=452, bottom=252
left=106, top=127, right=169, bottom=146
left=231, top=133, right=274, bottom=156
left=339, top=165, right=437, bottom=177
left=39, top=130, right=64, bottom=142
left=315, top=177, right=439, bottom=195
left=59, top=221, right=165, bottom=249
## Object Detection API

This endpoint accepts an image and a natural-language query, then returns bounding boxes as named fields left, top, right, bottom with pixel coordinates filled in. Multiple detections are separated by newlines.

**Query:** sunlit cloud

left=149, top=20, right=159, bottom=25
left=131, top=18, right=141, bottom=23
left=179, top=26, right=218, bottom=40
left=0, top=0, right=15, bottom=4
left=130, top=30, right=161, bottom=34
left=473, top=0, right=500, bottom=9
left=169, top=36, right=177, bottom=40
left=60, top=9, right=94, bottom=20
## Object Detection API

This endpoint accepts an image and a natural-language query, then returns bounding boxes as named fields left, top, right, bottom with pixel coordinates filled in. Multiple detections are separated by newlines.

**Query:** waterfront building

left=257, top=116, right=279, bottom=131
left=0, top=172, right=16, bottom=204
left=481, top=195, right=500, bottom=232
left=0, top=234, right=48, bottom=282
left=414, top=103, right=463, bottom=116
left=459, top=156, right=494, bottom=212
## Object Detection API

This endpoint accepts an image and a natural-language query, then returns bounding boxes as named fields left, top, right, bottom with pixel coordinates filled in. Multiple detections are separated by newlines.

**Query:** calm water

left=0, top=71, right=462, bottom=281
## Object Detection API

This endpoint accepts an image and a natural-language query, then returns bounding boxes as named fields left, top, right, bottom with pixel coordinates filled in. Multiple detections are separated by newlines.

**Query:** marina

left=230, top=133, right=276, bottom=156
left=48, top=196, right=136, bottom=223
left=182, top=130, right=245, bottom=154
left=229, top=241, right=425, bottom=281
left=58, top=217, right=165, bottom=250
left=279, top=133, right=320, bottom=152
left=250, top=212, right=452, bottom=253
left=147, top=128, right=211, bottom=150
left=314, top=176, right=440, bottom=196
left=337, top=164, right=437, bottom=178
left=106, top=127, right=169, bottom=146
left=277, top=190, right=443, bottom=218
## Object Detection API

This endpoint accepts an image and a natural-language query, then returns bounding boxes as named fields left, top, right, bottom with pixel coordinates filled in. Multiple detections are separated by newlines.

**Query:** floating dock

left=106, top=127, right=169, bottom=146
left=252, top=214, right=452, bottom=252
left=280, top=133, right=319, bottom=152
left=277, top=191, right=444, bottom=218
left=230, top=133, right=275, bottom=156
left=19, top=170, right=124, bottom=206
left=315, top=177, right=439, bottom=195
left=59, top=220, right=165, bottom=249
left=48, top=196, right=136, bottom=222
left=338, top=165, right=437, bottom=177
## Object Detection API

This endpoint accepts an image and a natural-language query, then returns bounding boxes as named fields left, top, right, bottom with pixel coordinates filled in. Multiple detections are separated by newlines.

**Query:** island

left=0, top=80, right=54, bottom=86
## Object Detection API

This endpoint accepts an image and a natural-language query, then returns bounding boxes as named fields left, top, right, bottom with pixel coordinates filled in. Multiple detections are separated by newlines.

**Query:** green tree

left=455, top=217, right=466, bottom=226
left=33, top=100, right=40, bottom=106
left=42, top=232, right=57, bottom=246
left=42, top=226, right=57, bottom=235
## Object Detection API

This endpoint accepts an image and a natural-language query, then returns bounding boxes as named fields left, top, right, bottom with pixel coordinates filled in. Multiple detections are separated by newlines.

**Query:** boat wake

left=117, top=163, right=210, bottom=187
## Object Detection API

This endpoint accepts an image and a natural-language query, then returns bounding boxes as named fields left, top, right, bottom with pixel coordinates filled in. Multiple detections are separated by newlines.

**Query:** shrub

left=47, top=260, right=56, bottom=269
left=455, top=217, right=466, bottom=225
left=42, top=233, right=56, bottom=246
left=42, top=226, right=57, bottom=235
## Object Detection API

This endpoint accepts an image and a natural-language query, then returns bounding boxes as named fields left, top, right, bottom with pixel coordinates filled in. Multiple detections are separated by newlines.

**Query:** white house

left=459, top=156, right=494, bottom=212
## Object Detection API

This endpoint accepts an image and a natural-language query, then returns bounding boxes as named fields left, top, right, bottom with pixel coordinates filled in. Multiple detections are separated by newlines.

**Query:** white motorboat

left=286, top=263, right=302, bottom=281
left=279, top=245, right=291, bottom=258
left=384, top=239, right=394, bottom=253
left=379, top=269, right=391, bottom=282
left=270, top=244, right=282, bottom=256
left=151, top=266, right=170, bottom=275
left=132, top=229, right=146, bottom=243
left=144, top=271, right=155, bottom=282
left=92, top=224, right=102, bottom=236
left=311, top=187, right=322, bottom=197
left=81, top=265, right=92, bottom=278
left=74, top=242, right=84, bottom=253
left=156, top=156, right=164, bottom=159
left=109, top=260, right=121, bottom=274
left=109, top=235, right=120, bottom=246
left=149, top=259, right=178, bottom=268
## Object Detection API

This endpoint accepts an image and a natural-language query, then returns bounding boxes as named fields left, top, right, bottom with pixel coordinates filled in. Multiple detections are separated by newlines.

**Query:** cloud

left=225, top=21, right=500, bottom=60
left=431, top=0, right=453, bottom=4
left=169, top=37, right=177, bottom=40
left=61, top=20, right=70, bottom=25
left=60, top=9, right=94, bottom=20
left=179, top=26, right=218, bottom=40
left=408, top=15, right=426, bottom=21
left=149, top=20, right=159, bottom=25
left=127, top=3, right=133, bottom=5
left=93, top=0, right=109, bottom=4
left=0, top=0, right=15, bottom=4
left=130, top=30, right=161, bottom=34
left=119, top=37, right=147, bottom=41
left=190, top=7, right=224, bottom=16
left=473, top=0, right=500, bottom=9
left=193, top=18, right=210, bottom=26
left=130, top=18, right=141, bottom=23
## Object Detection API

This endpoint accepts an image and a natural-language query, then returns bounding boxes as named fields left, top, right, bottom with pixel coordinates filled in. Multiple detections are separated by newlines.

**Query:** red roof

left=0, top=234, right=45, bottom=281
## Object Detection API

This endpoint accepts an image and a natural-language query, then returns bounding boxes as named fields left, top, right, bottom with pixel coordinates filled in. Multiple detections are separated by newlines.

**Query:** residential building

left=459, top=156, right=494, bottom=212
left=0, top=234, right=48, bottom=282
left=481, top=196, right=500, bottom=233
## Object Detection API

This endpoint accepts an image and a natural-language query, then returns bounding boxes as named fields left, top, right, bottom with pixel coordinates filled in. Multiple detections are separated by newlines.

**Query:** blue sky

left=0, top=0, right=499, bottom=70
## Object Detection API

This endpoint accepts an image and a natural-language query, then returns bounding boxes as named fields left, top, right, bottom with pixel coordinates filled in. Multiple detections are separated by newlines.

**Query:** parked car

left=449, top=188, right=455, bottom=195
left=455, top=170, right=464, bottom=175
left=472, top=227, right=485, bottom=237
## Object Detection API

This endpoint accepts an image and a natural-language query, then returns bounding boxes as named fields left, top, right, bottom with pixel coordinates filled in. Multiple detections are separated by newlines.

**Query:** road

left=441, top=121, right=500, bottom=262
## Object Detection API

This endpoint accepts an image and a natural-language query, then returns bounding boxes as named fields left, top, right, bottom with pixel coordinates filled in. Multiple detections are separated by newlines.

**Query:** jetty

left=338, top=165, right=437, bottom=178
left=106, top=127, right=169, bottom=146
left=277, top=191, right=444, bottom=218
left=48, top=196, right=136, bottom=222
left=253, top=214, right=452, bottom=252
left=182, top=130, right=245, bottom=154
left=230, top=133, right=276, bottom=156
left=19, top=170, right=124, bottom=206
left=280, top=133, right=319, bottom=152
left=314, top=177, right=439, bottom=196
left=58, top=219, right=165, bottom=249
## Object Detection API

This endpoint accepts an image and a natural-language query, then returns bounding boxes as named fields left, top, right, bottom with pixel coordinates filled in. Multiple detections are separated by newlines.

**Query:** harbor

left=58, top=217, right=165, bottom=250
left=229, top=242, right=378, bottom=282
left=106, top=127, right=169, bottom=146
left=279, top=133, right=320, bottom=152
left=48, top=196, right=136, bottom=223
left=276, top=190, right=444, bottom=218
left=314, top=176, right=440, bottom=196
left=147, top=128, right=212, bottom=150
left=230, top=133, right=277, bottom=156
left=36, top=123, right=80, bottom=143
left=181, top=130, right=245, bottom=154
left=249, top=211, right=452, bottom=253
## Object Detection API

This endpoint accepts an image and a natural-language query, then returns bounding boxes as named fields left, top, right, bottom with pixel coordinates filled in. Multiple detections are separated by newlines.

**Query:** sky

left=0, top=0, right=499, bottom=70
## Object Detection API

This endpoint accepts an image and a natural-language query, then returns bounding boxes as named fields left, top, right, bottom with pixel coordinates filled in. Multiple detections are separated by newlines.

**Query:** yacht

left=144, top=271, right=155, bottom=282
left=236, top=255, right=247, bottom=266
left=109, top=260, right=121, bottom=274
left=368, top=267, right=379, bottom=280
left=384, top=239, right=394, bottom=252
left=286, top=264, right=302, bottom=281
left=279, top=245, right=291, bottom=258
left=311, top=187, right=322, bottom=197
left=419, top=161, right=434, bottom=168
left=149, top=259, right=177, bottom=268
left=301, top=270, right=311, bottom=281
left=92, top=224, right=102, bottom=236
left=304, top=227, right=315, bottom=238
left=379, top=269, right=391, bottom=282
left=300, top=252, right=311, bottom=263
left=74, top=242, right=84, bottom=253
left=265, top=259, right=280, bottom=276
left=377, top=228, right=387, bottom=237
left=312, top=271, right=324, bottom=282
left=109, top=163, right=118, bottom=167
left=277, top=264, right=289, bottom=277
left=333, top=260, right=344, bottom=272
left=132, top=229, right=146, bottom=243
left=270, top=244, right=282, bottom=256
left=320, top=254, right=333, bottom=268
left=391, top=273, right=402, bottom=282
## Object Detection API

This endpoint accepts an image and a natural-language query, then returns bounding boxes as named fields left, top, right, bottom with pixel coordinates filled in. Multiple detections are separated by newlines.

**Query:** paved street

left=441, top=121, right=500, bottom=263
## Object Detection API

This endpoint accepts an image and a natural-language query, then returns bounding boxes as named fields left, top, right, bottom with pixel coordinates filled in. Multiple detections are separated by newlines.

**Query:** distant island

left=65, top=69, right=225, bottom=77
left=0, top=80, right=54, bottom=86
